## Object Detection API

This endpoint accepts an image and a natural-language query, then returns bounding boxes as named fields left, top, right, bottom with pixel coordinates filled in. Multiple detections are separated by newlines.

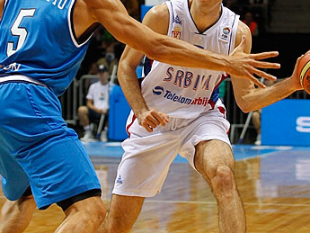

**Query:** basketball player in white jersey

left=100, top=0, right=304, bottom=233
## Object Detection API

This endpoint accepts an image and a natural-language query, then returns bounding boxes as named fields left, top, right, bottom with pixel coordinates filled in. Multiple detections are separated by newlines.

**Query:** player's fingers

left=142, top=122, right=153, bottom=132
left=145, top=116, right=157, bottom=128
left=162, top=114, right=170, bottom=123
left=245, top=73, right=266, bottom=88
left=252, top=79, right=266, bottom=88
left=252, top=69, right=277, bottom=81
left=151, top=111, right=169, bottom=126
left=250, top=51, right=279, bottom=60
left=149, top=111, right=162, bottom=125
left=252, top=60, right=281, bottom=70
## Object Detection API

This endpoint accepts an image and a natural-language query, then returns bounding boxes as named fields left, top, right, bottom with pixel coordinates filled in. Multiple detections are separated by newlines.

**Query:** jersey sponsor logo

left=219, top=26, right=231, bottom=43
left=152, top=86, right=209, bottom=106
left=153, top=86, right=164, bottom=95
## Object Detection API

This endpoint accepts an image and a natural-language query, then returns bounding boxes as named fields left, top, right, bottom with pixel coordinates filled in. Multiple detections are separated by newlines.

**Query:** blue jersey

left=0, top=0, right=91, bottom=96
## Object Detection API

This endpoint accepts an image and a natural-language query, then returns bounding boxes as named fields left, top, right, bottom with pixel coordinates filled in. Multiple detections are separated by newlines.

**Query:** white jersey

left=86, top=82, right=109, bottom=110
left=141, top=0, right=239, bottom=119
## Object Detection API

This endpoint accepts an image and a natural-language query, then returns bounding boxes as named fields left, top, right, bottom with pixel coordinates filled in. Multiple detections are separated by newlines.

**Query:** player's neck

left=189, top=0, right=222, bottom=33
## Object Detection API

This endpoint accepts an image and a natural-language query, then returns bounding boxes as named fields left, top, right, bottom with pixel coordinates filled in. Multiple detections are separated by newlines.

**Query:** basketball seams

left=299, top=57, right=310, bottom=88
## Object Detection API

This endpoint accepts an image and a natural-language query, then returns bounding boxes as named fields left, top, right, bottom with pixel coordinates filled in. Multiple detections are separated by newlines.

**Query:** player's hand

left=290, top=55, right=304, bottom=90
left=229, top=36, right=280, bottom=88
left=137, top=110, right=169, bottom=132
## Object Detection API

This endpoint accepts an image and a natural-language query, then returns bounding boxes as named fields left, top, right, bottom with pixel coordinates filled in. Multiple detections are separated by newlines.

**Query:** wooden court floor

left=1, top=144, right=310, bottom=233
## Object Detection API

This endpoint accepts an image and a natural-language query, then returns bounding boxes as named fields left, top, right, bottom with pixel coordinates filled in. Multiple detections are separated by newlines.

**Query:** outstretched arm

left=231, top=21, right=304, bottom=113
left=0, top=0, right=4, bottom=20
left=77, top=0, right=280, bottom=87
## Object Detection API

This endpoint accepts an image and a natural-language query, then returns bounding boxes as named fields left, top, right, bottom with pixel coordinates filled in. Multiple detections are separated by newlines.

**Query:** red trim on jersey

left=126, top=114, right=137, bottom=137
left=226, top=127, right=230, bottom=135
left=214, top=73, right=229, bottom=91
left=209, top=99, right=215, bottom=109
left=216, top=106, right=229, bottom=134
left=218, top=106, right=226, bottom=115
left=209, top=73, right=229, bottom=110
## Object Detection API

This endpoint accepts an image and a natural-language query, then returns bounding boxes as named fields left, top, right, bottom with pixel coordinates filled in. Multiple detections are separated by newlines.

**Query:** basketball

left=299, top=51, right=310, bottom=94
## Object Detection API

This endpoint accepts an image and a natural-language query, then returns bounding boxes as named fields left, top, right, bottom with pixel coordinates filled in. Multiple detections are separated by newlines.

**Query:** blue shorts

left=0, top=82, right=101, bottom=209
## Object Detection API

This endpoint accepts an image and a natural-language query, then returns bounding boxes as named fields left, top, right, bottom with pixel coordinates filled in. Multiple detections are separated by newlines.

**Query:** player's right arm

left=118, top=4, right=170, bottom=132
left=77, top=0, right=280, bottom=87
left=0, top=0, right=4, bottom=21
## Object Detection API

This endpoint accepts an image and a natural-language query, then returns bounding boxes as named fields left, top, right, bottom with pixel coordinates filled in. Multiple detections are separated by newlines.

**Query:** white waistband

left=0, top=75, right=47, bottom=87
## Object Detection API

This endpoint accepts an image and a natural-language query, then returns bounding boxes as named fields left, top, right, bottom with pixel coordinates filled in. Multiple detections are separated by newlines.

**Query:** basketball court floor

left=1, top=142, right=310, bottom=233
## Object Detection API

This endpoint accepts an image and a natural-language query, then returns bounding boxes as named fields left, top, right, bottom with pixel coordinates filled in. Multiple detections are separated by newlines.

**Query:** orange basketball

left=299, top=50, right=310, bottom=94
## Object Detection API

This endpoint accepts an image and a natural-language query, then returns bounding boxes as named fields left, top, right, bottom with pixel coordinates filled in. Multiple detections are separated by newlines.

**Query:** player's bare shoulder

left=235, top=19, right=252, bottom=53
left=73, top=0, right=99, bottom=38
left=143, top=4, right=169, bottom=34
left=237, top=20, right=252, bottom=36
left=147, top=4, right=169, bottom=19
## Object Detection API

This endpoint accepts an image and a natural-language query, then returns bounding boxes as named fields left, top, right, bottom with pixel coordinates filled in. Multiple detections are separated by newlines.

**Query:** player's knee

left=211, top=165, right=234, bottom=197
left=60, top=190, right=106, bottom=226
left=68, top=197, right=106, bottom=227
left=89, top=197, right=106, bottom=218
left=86, top=200, right=106, bottom=226
left=75, top=211, right=105, bottom=231
left=106, top=212, right=134, bottom=233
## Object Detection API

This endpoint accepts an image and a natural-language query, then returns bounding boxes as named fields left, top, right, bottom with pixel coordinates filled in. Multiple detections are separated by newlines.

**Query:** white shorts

left=112, top=103, right=231, bottom=197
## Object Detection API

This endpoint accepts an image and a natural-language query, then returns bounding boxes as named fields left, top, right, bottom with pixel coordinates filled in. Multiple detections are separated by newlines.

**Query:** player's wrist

left=220, top=55, right=232, bottom=74
left=134, top=107, right=150, bottom=118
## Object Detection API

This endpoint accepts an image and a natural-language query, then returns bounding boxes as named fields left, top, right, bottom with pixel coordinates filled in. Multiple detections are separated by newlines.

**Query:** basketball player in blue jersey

left=0, top=0, right=285, bottom=232
left=100, top=0, right=305, bottom=233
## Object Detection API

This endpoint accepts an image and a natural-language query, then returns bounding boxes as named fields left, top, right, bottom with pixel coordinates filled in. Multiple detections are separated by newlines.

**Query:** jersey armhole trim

left=228, top=13, right=240, bottom=55
left=68, top=0, right=93, bottom=48
left=166, top=1, right=174, bottom=37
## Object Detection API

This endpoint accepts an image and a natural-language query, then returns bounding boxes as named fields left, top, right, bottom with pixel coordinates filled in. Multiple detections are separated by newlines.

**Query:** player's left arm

left=231, top=20, right=303, bottom=113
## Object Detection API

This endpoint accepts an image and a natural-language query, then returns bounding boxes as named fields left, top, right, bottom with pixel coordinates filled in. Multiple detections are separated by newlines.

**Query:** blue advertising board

left=261, top=99, right=310, bottom=146
left=141, top=5, right=152, bottom=20
left=108, top=85, right=131, bottom=141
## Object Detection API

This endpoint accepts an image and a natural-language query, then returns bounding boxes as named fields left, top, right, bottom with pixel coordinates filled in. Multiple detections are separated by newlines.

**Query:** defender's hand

left=229, top=36, right=280, bottom=88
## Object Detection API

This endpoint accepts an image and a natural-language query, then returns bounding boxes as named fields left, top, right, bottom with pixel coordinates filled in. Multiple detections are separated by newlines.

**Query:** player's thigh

left=0, top=83, right=34, bottom=200
left=0, top=152, right=30, bottom=201
left=23, top=133, right=101, bottom=209
left=113, top=130, right=179, bottom=197
left=0, top=83, right=101, bottom=209
left=194, top=139, right=234, bottom=182
left=64, top=195, right=105, bottom=217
